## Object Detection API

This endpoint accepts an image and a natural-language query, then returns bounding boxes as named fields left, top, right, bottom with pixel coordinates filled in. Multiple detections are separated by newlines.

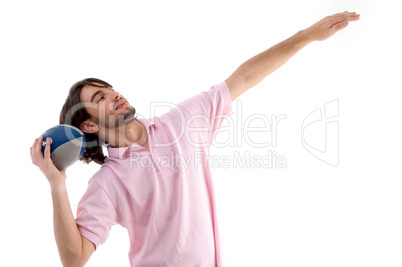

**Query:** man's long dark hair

left=59, top=78, right=112, bottom=165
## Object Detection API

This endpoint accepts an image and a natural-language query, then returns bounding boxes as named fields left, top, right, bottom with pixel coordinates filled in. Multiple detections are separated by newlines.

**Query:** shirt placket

left=149, top=147, right=162, bottom=175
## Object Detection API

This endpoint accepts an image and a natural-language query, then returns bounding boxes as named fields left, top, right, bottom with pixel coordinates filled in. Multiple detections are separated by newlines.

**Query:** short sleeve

left=158, top=81, right=234, bottom=147
left=75, top=179, right=119, bottom=249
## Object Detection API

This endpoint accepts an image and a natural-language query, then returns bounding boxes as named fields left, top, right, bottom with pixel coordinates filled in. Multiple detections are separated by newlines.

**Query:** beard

left=92, top=106, right=136, bottom=129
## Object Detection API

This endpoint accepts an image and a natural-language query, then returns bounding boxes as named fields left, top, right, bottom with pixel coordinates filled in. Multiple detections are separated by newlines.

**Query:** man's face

left=80, top=83, right=136, bottom=130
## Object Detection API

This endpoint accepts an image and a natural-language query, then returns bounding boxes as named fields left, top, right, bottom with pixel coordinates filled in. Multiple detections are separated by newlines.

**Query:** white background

left=1, top=0, right=401, bottom=266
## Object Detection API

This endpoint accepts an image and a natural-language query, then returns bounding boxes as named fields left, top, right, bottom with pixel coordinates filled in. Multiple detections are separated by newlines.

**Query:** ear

left=80, top=119, right=99, bottom=134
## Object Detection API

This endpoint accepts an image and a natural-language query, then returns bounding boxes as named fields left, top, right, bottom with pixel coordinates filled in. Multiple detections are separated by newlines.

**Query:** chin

left=123, top=106, right=136, bottom=120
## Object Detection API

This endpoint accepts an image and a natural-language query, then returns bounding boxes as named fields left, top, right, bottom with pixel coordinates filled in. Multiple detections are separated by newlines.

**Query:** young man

left=30, top=11, right=359, bottom=267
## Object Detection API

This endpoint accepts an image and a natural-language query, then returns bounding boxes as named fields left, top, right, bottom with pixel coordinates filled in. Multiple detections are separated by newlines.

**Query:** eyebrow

left=90, top=90, right=103, bottom=103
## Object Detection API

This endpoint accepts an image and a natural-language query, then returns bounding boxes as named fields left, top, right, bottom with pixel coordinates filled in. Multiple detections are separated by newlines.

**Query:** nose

left=108, top=90, right=123, bottom=110
left=112, top=90, right=121, bottom=100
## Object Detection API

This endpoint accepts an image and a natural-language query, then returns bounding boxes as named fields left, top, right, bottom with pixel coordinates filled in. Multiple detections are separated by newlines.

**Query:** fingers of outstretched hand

left=328, top=11, right=360, bottom=27
left=331, top=20, right=349, bottom=32
left=332, top=11, right=359, bottom=18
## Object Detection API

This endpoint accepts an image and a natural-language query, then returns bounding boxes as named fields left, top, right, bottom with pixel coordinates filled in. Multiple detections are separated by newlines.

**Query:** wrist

left=297, top=29, right=315, bottom=44
left=50, top=181, right=67, bottom=195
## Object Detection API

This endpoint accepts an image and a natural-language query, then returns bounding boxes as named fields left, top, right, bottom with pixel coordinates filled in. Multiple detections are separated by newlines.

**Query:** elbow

left=226, top=71, right=253, bottom=101
left=60, top=252, right=85, bottom=267
left=235, top=64, right=260, bottom=89
left=62, top=260, right=84, bottom=267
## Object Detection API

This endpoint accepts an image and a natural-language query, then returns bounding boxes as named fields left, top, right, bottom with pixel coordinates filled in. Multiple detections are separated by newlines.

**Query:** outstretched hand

left=304, top=11, right=360, bottom=41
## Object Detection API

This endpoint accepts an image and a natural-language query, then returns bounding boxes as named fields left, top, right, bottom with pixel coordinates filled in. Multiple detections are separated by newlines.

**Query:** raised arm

left=225, top=11, right=360, bottom=101
left=30, top=136, right=95, bottom=267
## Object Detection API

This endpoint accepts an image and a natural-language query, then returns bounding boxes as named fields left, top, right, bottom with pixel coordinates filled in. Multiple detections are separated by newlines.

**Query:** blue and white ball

left=41, top=124, right=86, bottom=170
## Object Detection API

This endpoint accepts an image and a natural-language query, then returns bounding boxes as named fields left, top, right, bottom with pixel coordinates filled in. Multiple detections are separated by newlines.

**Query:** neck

left=104, top=119, right=149, bottom=149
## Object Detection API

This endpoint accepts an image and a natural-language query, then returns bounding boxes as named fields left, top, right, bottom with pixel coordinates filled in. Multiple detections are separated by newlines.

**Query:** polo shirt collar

left=107, top=117, right=154, bottom=159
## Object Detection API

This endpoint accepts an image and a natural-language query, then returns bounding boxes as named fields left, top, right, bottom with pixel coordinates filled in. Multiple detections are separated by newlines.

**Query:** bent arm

left=52, top=184, right=95, bottom=267
left=30, top=137, right=95, bottom=266
left=226, top=11, right=360, bottom=101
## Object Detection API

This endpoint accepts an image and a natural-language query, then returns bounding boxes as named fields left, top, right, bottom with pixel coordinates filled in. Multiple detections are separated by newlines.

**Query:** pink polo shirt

left=75, top=81, right=234, bottom=266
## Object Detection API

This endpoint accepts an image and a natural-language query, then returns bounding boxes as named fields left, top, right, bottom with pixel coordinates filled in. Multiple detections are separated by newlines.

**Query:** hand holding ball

left=40, top=125, right=86, bottom=170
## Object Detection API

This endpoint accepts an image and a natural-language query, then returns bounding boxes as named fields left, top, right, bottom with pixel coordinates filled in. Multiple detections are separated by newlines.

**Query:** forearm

left=231, top=30, right=312, bottom=91
left=226, top=11, right=360, bottom=101
left=31, top=137, right=87, bottom=266
left=51, top=184, right=84, bottom=266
